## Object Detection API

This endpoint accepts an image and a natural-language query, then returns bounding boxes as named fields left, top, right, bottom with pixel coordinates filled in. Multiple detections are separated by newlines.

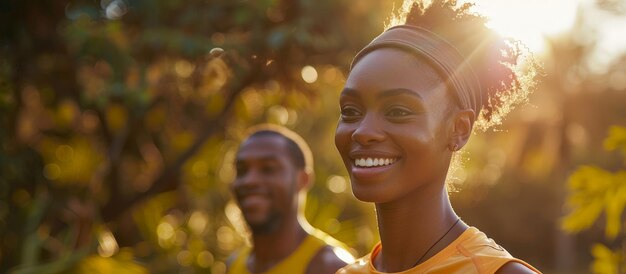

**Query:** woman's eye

left=340, top=106, right=362, bottom=119
left=387, top=107, right=412, bottom=117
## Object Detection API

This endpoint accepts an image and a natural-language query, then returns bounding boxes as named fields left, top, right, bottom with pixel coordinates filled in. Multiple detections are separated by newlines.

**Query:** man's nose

left=238, top=168, right=263, bottom=187
left=352, top=113, right=386, bottom=146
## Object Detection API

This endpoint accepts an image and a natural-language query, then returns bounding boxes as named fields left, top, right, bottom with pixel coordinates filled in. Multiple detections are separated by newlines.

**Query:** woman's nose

left=351, top=113, right=385, bottom=145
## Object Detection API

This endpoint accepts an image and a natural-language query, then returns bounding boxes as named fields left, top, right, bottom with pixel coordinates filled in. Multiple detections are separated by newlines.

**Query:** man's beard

left=248, top=210, right=282, bottom=235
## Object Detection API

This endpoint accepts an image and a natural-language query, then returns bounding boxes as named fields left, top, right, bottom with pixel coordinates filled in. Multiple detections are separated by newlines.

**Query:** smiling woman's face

left=335, top=48, right=455, bottom=203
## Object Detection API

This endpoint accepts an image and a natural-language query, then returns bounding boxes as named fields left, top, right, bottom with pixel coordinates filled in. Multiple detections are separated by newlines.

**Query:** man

left=227, top=124, right=353, bottom=274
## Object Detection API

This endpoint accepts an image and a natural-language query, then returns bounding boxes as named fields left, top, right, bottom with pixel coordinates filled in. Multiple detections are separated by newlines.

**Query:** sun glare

left=472, top=0, right=582, bottom=54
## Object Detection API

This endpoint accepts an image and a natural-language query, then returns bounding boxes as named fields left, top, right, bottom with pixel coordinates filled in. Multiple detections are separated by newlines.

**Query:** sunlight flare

left=473, top=0, right=581, bottom=53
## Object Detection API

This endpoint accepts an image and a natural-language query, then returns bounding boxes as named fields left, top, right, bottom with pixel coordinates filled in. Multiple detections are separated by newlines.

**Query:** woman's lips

left=350, top=156, right=400, bottom=182
left=353, top=157, right=398, bottom=167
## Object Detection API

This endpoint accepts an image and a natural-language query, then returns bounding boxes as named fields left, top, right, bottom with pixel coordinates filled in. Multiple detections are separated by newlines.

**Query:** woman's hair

left=388, top=0, right=541, bottom=131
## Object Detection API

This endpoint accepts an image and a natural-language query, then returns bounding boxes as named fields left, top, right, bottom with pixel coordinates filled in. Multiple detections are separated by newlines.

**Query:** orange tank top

left=337, top=227, right=540, bottom=274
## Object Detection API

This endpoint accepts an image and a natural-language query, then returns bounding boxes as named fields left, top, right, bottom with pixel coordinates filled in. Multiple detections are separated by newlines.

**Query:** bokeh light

left=176, top=250, right=193, bottom=266
left=102, top=0, right=128, bottom=19
left=301, top=65, right=318, bottom=84
left=327, top=175, right=348, bottom=194
left=4, top=1, right=626, bottom=273
left=97, top=230, right=119, bottom=258
left=188, top=211, right=208, bottom=235
left=196, top=251, right=214, bottom=268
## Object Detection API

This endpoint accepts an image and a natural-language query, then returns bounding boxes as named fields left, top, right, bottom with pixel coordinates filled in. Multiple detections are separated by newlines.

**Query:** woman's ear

left=449, top=109, right=475, bottom=151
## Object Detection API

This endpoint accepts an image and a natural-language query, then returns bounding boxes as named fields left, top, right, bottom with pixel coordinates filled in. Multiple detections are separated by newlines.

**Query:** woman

left=334, top=1, right=540, bottom=273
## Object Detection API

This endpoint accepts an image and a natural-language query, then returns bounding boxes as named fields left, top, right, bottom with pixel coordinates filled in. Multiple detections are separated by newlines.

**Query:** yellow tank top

left=227, top=229, right=341, bottom=274
left=337, top=227, right=541, bottom=274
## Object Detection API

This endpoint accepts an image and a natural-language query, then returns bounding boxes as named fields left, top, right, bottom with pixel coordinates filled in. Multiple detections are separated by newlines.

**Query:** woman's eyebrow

left=340, top=88, right=359, bottom=97
left=340, top=88, right=422, bottom=100
left=377, top=88, right=422, bottom=100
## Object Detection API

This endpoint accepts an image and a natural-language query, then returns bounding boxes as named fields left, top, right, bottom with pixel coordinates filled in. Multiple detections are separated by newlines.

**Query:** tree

left=0, top=0, right=398, bottom=272
left=562, top=126, right=626, bottom=274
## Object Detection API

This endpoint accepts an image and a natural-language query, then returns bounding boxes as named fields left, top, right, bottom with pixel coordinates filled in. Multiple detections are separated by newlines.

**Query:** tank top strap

left=227, top=231, right=328, bottom=274
left=268, top=230, right=327, bottom=273
left=227, top=247, right=252, bottom=274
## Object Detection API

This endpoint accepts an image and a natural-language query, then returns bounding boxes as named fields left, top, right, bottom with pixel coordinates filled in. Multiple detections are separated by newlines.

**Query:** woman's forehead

left=344, top=48, right=445, bottom=97
left=344, top=48, right=446, bottom=98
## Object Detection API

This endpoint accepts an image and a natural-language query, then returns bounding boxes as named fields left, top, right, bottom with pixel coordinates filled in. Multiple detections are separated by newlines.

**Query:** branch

left=100, top=66, right=260, bottom=223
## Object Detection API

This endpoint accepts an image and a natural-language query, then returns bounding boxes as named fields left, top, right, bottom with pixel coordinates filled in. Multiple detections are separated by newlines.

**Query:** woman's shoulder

left=494, top=262, right=539, bottom=274
left=456, top=227, right=512, bottom=257
left=457, top=227, right=540, bottom=274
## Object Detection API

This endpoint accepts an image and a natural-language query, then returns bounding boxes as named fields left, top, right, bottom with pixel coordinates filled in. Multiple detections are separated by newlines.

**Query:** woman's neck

left=374, top=182, right=466, bottom=272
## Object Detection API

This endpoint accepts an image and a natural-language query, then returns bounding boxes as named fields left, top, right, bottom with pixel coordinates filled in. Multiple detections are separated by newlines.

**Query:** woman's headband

left=350, top=25, right=482, bottom=115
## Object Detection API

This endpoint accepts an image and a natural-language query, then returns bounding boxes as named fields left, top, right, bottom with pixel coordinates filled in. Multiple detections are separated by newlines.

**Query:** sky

left=473, top=0, right=626, bottom=72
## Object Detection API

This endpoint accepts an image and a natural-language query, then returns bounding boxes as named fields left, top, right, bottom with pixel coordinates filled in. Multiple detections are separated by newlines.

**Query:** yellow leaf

left=38, top=137, right=103, bottom=186
left=604, top=185, right=626, bottom=239
left=106, top=104, right=128, bottom=133
left=206, top=94, right=225, bottom=116
left=171, top=131, right=194, bottom=153
left=603, top=126, right=626, bottom=159
left=72, top=254, right=148, bottom=274
left=591, top=243, right=621, bottom=274
left=561, top=198, right=603, bottom=233
left=568, top=166, right=611, bottom=192
left=144, top=105, right=166, bottom=132
left=56, top=99, right=79, bottom=128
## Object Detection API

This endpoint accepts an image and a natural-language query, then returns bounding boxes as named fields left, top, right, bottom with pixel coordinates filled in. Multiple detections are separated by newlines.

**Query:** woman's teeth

left=354, top=157, right=397, bottom=167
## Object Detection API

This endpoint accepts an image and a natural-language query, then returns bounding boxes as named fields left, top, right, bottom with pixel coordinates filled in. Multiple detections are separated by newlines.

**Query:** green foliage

left=1, top=0, right=624, bottom=273
left=0, top=0, right=396, bottom=272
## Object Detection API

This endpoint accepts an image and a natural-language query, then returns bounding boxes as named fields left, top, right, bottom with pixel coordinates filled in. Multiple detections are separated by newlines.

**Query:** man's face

left=231, top=135, right=300, bottom=234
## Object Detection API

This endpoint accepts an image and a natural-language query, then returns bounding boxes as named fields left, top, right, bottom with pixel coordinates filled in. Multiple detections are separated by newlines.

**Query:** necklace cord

left=412, top=218, right=461, bottom=267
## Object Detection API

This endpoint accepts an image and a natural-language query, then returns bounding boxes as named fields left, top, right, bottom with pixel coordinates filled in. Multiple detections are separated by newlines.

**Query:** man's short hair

left=241, top=124, right=314, bottom=173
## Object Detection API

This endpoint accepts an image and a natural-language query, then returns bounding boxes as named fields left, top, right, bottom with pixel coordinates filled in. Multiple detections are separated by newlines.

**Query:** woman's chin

left=350, top=183, right=392, bottom=203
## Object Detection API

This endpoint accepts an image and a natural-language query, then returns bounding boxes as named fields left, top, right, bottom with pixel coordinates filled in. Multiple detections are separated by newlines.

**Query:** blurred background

left=1, top=0, right=625, bottom=273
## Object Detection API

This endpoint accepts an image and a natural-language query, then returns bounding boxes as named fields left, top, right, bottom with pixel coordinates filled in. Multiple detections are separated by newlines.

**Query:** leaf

left=20, top=192, right=50, bottom=267
left=603, top=126, right=626, bottom=160
left=106, top=104, right=128, bottom=133
left=561, top=198, right=603, bottom=233
left=604, top=184, right=626, bottom=239
left=70, top=253, right=148, bottom=274
left=12, top=247, right=91, bottom=274
left=561, top=166, right=618, bottom=234
left=591, top=244, right=622, bottom=274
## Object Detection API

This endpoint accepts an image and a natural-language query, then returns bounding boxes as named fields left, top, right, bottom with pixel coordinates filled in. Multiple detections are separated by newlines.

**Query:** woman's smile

left=353, top=157, right=398, bottom=167
left=348, top=149, right=401, bottom=181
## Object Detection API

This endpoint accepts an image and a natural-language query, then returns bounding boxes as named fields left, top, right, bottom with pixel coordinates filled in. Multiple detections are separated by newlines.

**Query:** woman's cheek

left=335, top=123, right=352, bottom=149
